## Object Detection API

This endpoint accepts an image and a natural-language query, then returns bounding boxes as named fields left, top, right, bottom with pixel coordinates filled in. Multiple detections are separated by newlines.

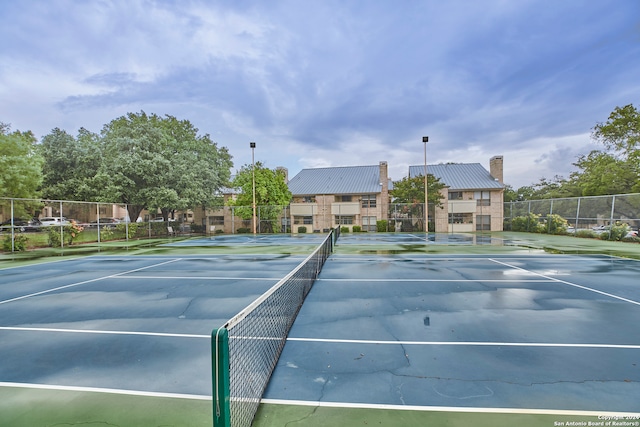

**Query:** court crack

left=178, top=297, right=196, bottom=318
left=388, top=372, right=639, bottom=387
left=283, top=404, right=322, bottom=427
left=283, top=380, right=329, bottom=426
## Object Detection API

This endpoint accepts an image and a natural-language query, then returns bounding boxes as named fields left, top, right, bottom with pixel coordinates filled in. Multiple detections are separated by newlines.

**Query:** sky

left=1, top=0, right=639, bottom=189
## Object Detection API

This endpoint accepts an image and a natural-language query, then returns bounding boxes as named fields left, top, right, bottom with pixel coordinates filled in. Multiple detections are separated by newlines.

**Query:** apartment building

left=288, top=162, right=390, bottom=233
left=409, top=156, right=505, bottom=232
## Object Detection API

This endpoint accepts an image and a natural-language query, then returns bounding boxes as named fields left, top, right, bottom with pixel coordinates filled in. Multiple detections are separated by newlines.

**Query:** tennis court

left=0, top=252, right=311, bottom=426
left=256, top=250, right=640, bottom=426
left=1, top=232, right=639, bottom=426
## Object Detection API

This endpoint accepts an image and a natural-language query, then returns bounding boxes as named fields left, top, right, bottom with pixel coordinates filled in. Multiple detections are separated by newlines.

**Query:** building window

left=302, top=196, right=315, bottom=203
left=476, top=215, right=491, bottom=231
left=475, top=191, right=491, bottom=206
left=335, top=215, right=354, bottom=225
left=339, top=195, right=352, bottom=202
left=448, top=191, right=463, bottom=200
left=294, top=216, right=313, bottom=225
left=361, top=194, right=377, bottom=208
left=362, top=215, right=377, bottom=231
left=209, top=216, right=224, bottom=225
left=448, top=213, right=473, bottom=224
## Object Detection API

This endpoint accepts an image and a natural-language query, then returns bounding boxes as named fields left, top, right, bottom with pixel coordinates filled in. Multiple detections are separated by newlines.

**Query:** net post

left=212, top=327, right=231, bottom=427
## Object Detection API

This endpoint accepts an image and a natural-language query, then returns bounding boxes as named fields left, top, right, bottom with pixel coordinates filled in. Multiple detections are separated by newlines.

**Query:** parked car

left=40, top=216, right=69, bottom=226
left=0, top=218, right=42, bottom=232
left=88, top=217, right=121, bottom=228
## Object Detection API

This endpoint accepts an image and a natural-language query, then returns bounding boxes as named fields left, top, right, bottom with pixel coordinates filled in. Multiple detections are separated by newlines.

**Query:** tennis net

left=212, top=228, right=339, bottom=427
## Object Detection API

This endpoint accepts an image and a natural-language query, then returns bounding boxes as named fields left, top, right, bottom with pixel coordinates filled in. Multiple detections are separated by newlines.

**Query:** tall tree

left=518, top=176, right=581, bottom=200
left=592, top=104, right=640, bottom=160
left=39, top=127, right=102, bottom=200
left=569, top=150, right=639, bottom=196
left=389, top=174, right=445, bottom=231
left=227, top=162, right=292, bottom=232
left=0, top=123, right=43, bottom=216
left=512, top=104, right=639, bottom=198
left=389, top=174, right=445, bottom=205
left=98, top=112, right=233, bottom=221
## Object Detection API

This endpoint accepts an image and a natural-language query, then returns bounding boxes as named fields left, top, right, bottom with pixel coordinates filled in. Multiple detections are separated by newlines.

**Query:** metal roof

left=409, top=163, right=503, bottom=190
left=288, top=165, right=384, bottom=195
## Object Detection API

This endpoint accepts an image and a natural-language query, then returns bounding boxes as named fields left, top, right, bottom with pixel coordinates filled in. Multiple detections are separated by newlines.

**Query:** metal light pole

left=423, top=136, right=428, bottom=233
left=250, top=142, right=257, bottom=235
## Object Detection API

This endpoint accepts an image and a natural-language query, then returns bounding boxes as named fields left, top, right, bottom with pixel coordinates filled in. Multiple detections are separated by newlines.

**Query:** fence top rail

left=0, top=197, right=126, bottom=205
left=506, top=192, right=640, bottom=204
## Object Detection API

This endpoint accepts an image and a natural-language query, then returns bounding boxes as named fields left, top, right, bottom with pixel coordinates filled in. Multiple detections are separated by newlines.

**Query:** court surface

left=0, top=253, right=308, bottom=426
left=255, top=238, right=640, bottom=425
left=1, top=232, right=639, bottom=427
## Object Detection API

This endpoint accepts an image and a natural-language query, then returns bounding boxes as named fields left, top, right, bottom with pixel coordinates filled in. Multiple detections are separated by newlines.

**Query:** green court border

left=0, top=386, right=212, bottom=427
left=252, top=402, right=634, bottom=427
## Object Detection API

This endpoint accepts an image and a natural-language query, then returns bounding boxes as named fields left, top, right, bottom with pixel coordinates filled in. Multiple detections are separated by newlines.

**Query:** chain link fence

left=0, top=198, right=205, bottom=253
left=504, top=193, right=640, bottom=238
left=3, top=194, right=639, bottom=252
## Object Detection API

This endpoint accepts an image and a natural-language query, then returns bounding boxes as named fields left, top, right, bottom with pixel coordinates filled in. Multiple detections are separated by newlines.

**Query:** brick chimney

left=489, top=156, right=503, bottom=184
left=276, top=166, right=289, bottom=183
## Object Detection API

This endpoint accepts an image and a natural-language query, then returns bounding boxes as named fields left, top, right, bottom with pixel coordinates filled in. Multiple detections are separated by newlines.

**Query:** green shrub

left=47, top=221, right=86, bottom=246
left=2, top=234, right=28, bottom=252
left=48, top=228, right=62, bottom=247
left=544, top=214, right=569, bottom=235
left=237, top=227, right=251, bottom=233
left=511, top=213, right=544, bottom=233
left=100, top=227, right=114, bottom=241
left=353, top=225, right=362, bottom=232
left=340, top=226, right=350, bottom=233
left=575, top=230, right=597, bottom=239
left=116, top=222, right=138, bottom=239
left=297, top=226, right=307, bottom=234
left=376, top=220, right=390, bottom=232
left=600, top=223, right=630, bottom=241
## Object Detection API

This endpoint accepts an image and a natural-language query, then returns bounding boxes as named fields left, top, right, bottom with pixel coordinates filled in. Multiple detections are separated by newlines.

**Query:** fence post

left=60, top=200, right=64, bottom=249
left=576, top=197, right=581, bottom=230
left=10, top=199, right=15, bottom=252
left=609, top=195, right=616, bottom=240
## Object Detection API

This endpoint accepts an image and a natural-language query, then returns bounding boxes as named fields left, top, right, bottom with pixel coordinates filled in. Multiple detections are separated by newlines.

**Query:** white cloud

left=1, top=0, right=638, bottom=190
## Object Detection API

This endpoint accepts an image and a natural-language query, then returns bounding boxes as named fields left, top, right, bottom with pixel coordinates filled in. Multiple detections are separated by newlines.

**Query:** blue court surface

left=0, top=255, right=306, bottom=400
left=1, top=233, right=639, bottom=426
left=260, top=252, right=640, bottom=418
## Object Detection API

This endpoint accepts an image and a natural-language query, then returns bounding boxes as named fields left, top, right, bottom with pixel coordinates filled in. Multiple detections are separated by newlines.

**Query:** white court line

left=326, top=255, right=630, bottom=261
left=318, top=278, right=551, bottom=282
left=489, top=258, right=640, bottom=306
left=0, top=382, right=210, bottom=400
left=261, top=398, right=640, bottom=417
left=0, top=326, right=209, bottom=339
left=287, top=337, right=640, bottom=349
left=0, top=258, right=182, bottom=305
left=405, top=233, right=429, bottom=241
left=114, top=275, right=282, bottom=280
